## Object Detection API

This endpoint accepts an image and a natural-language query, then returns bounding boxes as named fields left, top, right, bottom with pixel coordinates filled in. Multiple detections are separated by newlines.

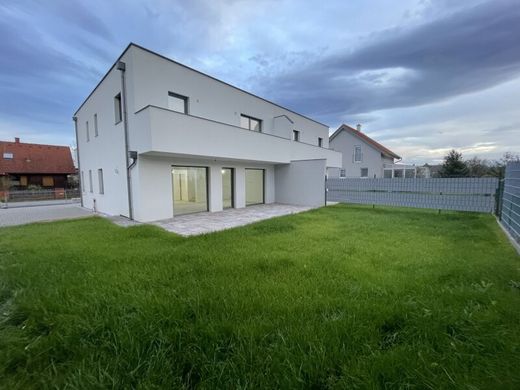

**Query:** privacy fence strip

left=326, top=177, right=499, bottom=213
left=500, top=162, right=520, bottom=243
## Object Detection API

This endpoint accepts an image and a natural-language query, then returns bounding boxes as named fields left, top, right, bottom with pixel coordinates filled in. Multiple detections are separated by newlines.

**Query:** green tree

left=439, top=150, right=469, bottom=177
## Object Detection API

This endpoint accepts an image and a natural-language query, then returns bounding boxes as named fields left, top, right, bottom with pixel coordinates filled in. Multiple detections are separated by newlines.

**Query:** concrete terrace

left=152, top=204, right=312, bottom=236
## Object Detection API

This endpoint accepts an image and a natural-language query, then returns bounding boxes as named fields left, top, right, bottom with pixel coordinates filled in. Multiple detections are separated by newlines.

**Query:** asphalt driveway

left=0, top=203, right=92, bottom=227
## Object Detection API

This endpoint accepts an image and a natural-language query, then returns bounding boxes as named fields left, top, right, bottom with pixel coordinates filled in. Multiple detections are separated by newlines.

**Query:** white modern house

left=73, top=43, right=341, bottom=222
left=328, top=124, right=415, bottom=178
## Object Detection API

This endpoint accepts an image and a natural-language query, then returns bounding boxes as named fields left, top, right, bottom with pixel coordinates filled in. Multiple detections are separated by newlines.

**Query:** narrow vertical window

left=318, top=137, right=323, bottom=147
left=340, top=169, right=346, bottom=178
left=98, top=169, right=104, bottom=194
left=361, top=168, right=368, bottom=178
left=354, top=146, right=362, bottom=162
left=114, top=93, right=122, bottom=123
left=86, top=121, right=90, bottom=142
left=81, top=171, right=85, bottom=192
left=89, top=170, right=93, bottom=193
left=94, top=113, right=99, bottom=137
left=292, top=130, right=300, bottom=141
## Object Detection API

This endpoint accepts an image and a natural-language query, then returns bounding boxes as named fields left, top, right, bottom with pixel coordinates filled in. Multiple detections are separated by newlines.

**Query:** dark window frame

left=245, top=168, right=265, bottom=206
left=240, top=114, right=262, bottom=132
left=292, top=130, right=300, bottom=141
left=94, top=113, right=99, bottom=137
left=98, top=168, right=104, bottom=194
left=318, top=137, right=323, bottom=147
left=114, top=93, right=122, bottom=124
left=168, top=91, right=189, bottom=114
left=360, top=168, right=368, bottom=178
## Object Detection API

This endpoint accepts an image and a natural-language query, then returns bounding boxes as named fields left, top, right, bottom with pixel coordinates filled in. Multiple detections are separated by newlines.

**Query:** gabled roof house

left=0, top=138, right=76, bottom=190
left=328, top=124, right=414, bottom=178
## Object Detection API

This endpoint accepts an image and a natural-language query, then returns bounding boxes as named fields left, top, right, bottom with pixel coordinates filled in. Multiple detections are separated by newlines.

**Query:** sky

left=1, top=0, right=519, bottom=164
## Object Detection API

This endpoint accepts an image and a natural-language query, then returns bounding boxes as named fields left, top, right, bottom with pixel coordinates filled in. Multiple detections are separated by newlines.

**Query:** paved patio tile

left=152, top=204, right=312, bottom=236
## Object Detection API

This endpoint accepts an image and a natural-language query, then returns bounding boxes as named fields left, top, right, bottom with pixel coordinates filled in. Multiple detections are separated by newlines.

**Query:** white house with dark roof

left=73, top=43, right=342, bottom=222
left=328, top=124, right=415, bottom=178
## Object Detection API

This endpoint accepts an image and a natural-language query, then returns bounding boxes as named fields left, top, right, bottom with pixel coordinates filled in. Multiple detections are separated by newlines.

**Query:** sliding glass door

left=222, top=168, right=234, bottom=209
left=245, top=169, right=264, bottom=206
left=172, top=166, right=208, bottom=216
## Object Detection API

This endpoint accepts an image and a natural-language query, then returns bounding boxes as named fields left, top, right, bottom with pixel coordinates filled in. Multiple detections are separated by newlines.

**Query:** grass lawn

left=1, top=204, right=519, bottom=389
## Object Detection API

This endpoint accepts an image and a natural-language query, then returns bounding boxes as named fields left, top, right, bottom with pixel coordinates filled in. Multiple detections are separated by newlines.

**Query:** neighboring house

left=328, top=124, right=408, bottom=178
left=418, top=164, right=442, bottom=178
left=74, top=43, right=341, bottom=222
left=0, top=138, right=76, bottom=190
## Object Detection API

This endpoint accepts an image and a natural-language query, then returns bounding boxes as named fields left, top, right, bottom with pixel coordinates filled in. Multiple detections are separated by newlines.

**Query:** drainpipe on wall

left=72, top=116, right=84, bottom=207
left=117, top=61, right=134, bottom=220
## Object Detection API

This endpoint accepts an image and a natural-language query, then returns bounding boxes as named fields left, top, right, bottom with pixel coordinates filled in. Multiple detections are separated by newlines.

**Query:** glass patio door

left=222, top=168, right=234, bottom=209
left=172, top=166, right=208, bottom=216
left=245, top=169, right=264, bottom=206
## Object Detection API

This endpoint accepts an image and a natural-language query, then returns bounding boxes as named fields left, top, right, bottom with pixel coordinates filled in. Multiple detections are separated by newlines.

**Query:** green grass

left=0, top=204, right=519, bottom=389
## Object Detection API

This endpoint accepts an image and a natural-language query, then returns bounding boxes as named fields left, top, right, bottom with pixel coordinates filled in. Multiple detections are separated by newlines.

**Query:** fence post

left=495, top=179, right=504, bottom=218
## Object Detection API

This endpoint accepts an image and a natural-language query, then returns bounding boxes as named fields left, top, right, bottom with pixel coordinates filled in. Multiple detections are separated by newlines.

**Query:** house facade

left=0, top=138, right=76, bottom=190
left=74, top=43, right=341, bottom=222
left=328, top=124, right=414, bottom=178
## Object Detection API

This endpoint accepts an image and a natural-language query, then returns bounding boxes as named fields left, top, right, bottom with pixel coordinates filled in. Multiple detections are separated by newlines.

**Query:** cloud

left=259, top=0, right=520, bottom=124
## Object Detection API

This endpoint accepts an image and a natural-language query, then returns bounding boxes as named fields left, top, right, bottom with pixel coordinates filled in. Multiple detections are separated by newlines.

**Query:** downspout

left=72, top=116, right=84, bottom=207
left=117, top=61, right=135, bottom=220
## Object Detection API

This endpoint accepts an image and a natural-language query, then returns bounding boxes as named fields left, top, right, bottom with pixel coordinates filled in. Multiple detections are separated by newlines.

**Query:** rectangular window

left=20, top=176, right=28, bottom=186
left=3, top=152, right=13, bottom=159
left=360, top=168, right=368, bottom=178
left=340, top=169, right=346, bottom=178
left=292, top=130, right=300, bottom=141
left=384, top=169, right=392, bottom=178
left=42, top=176, right=54, bottom=187
left=114, top=93, right=122, bottom=123
left=86, top=121, right=90, bottom=142
left=172, top=166, right=208, bottom=216
left=94, top=113, right=99, bottom=137
left=318, top=137, right=323, bottom=147
left=240, top=114, right=262, bottom=132
left=222, top=168, right=234, bottom=209
left=354, top=146, right=362, bottom=162
left=88, top=170, right=93, bottom=193
left=81, top=171, right=85, bottom=192
left=168, top=92, right=189, bottom=114
left=98, top=169, right=104, bottom=194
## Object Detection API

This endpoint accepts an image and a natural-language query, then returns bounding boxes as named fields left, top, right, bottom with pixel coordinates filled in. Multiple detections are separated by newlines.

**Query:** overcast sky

left=1, top=0, right=519, bottom=164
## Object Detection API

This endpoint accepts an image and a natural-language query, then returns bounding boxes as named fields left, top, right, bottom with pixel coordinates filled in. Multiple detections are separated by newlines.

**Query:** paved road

left=0, top=203, right=93, bottom=227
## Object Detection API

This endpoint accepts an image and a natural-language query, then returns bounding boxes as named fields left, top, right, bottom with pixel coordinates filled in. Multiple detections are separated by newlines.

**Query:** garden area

left=1, top=204, right=519, bottom=388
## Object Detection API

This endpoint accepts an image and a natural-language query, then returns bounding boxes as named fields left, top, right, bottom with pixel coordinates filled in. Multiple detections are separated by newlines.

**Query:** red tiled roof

left=330, top=124, right=401, bottom=160
left=0, top=139, right=76, bottom=175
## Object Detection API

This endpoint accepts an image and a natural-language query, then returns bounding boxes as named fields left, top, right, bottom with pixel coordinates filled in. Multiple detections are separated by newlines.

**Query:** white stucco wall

left=329, top=130, right=389, bottom=178
left=127, top=46, right=331, bottom=149
left=275, top=159, right=326, bottom=207
left=74, top=51, right=133, bottom=217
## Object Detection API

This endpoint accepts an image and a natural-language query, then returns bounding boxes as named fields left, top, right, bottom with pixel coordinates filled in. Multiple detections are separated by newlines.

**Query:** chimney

left=15, top=137, right=20, bottom=143
left=356, top=124, right=361, bottom=132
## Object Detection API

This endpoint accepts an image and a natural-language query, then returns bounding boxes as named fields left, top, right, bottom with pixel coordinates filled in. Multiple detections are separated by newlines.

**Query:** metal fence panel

left=500, top=162, right=520, bottom=243
left=327, top=177, right=499, bottom=213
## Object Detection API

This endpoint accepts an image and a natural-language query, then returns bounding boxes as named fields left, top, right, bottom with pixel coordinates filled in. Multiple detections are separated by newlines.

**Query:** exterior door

left=245, top=168, right=264, bottom=206
left=172, top=166, right=208, bottom=216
